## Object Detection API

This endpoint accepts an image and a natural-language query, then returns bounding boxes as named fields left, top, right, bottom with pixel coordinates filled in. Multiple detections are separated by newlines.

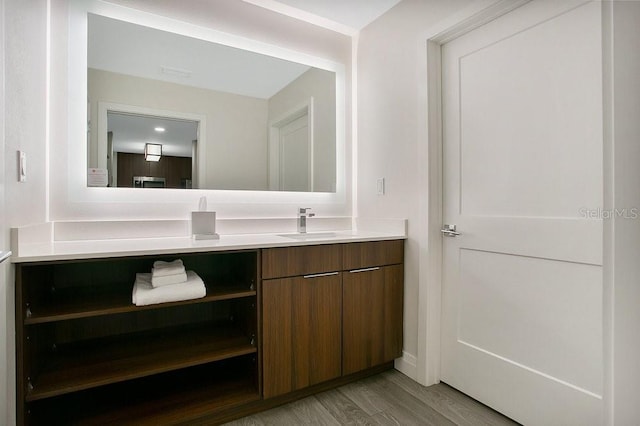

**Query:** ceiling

left=244, top=0, right=403, bottom=33
left=108, top=113, right=198, bottom=158
left=272, top=0, right=402, bottom=30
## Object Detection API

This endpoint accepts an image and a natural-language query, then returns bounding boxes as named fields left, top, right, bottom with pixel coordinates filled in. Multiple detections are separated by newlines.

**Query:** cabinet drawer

left=262, top=245, right=342, bottom=279
left=343, top=240, right=404, bottom=270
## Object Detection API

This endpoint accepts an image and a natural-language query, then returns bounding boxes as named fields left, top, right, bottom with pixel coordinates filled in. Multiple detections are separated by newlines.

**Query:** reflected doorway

left=269, top=98, right=314, bottom=191
left=97, top=103, right=203, bottom=189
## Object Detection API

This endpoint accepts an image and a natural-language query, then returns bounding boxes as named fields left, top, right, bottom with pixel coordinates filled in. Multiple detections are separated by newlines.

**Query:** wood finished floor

left=223, top=370, right=520, bottom=425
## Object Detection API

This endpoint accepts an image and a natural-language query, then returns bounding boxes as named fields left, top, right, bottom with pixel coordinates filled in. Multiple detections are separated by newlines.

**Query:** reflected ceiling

left=88, top=14, right=311, bottom=99
left=108, top=113, right=197, bottom=158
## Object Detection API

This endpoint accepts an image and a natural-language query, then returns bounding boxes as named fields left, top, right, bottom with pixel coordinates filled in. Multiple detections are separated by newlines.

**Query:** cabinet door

left=343, top=265, right=403, bottom=375
left=263, top=273, right=342, bottom=398
left=262, top=278, right=293, bottom=398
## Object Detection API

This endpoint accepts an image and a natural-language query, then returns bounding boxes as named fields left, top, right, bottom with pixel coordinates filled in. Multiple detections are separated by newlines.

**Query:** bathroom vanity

left=7, top=0, right=403, bottom=422
left=13, top=233, right=404, bottom=425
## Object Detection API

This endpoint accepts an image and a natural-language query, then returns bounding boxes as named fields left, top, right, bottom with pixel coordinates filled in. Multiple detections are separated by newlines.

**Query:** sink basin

left=277, top=232, right=339, bottom=240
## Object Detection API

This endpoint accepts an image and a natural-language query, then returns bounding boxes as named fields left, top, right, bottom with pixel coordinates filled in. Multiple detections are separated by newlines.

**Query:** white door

left=279, top=113, right=310, bottom=191
left=441, top=2, right=603, bottom=425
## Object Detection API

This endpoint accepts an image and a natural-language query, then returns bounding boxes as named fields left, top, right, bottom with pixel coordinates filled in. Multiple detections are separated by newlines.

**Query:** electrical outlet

left=376, top=177, right=385, bottom=195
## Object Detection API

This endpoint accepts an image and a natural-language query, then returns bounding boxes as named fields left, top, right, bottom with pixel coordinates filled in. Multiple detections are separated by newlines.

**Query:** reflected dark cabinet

left=116, top=152, right=191, bottom=188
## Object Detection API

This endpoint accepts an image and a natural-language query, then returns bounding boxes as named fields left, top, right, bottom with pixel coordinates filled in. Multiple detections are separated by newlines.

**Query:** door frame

left=416, top=0, right=531, bottom=385
left=268, top=98, right=315, bottom=191
left=97, top=101, right=207, bottom=188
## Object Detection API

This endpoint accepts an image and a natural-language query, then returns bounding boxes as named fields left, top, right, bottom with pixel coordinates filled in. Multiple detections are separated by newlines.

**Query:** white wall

left=4, top=0, right=48, bottom=227
left=357, top=0, right=474, bottom=376
left=88, top=69, right=269, bottom=191
left=608, top=1, right=640, bottom=423
left=0, top=1, right=7, bottom=423
left=3, top=0, right=50, bottom=423
left=48, top=0, right=352, bottom=221
left=269, top=68, right=336, bottom=192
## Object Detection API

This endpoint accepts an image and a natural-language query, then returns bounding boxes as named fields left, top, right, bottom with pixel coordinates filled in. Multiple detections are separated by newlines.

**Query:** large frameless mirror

left=87, top=14, right=337, bottom=192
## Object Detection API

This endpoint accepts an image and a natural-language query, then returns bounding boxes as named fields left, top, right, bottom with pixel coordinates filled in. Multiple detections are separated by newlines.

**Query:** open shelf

left=27, top=322, right=256, bottom=401
left=25, top=283, right=256, bottom=325
left=30, top=357, right=260, bottom=425
left=16, top=250, right=262, bottom=425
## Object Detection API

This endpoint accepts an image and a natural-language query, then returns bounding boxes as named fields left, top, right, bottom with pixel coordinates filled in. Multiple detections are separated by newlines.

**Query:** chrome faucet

left=297, top=208, right=315, bottom=233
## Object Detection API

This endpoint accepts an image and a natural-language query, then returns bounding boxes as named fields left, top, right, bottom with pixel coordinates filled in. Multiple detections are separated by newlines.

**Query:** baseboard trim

left=394, top=351, right=418, bottom=380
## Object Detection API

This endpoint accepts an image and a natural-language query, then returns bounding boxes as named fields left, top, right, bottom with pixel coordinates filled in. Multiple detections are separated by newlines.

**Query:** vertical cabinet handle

left=348, top=267, right=380, bottom=273
left=303, top=272, right=340, bottom=279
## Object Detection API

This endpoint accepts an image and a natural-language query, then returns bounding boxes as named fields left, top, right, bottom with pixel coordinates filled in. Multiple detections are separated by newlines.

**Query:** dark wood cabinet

left=262, top=240, right=404, bottom=398
left=15, top=239, right=404, bottom=424
left=147, top=154, right=169, bottom=180
left=342, top=240, right=404, bottom=270
left=342, top=241, right=404, bottom=375
left=262, top=244, right=343, bottom=398
left=343, top=264, right=404, bottom=375
left=262, top=244, right=342, bottom=279
left=263, top=273, right=342, bottom=398
left=15, top=250, right=260, bottom=425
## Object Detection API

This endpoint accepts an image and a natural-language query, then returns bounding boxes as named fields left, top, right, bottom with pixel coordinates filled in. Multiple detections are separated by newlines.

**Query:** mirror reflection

left=87, top=14, right=337, bottom=192
left=108, top=112, right=198, bottom=189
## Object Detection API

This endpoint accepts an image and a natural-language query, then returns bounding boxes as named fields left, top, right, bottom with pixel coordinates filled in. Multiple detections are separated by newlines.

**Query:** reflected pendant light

left=144, top=143, right=162, bottom=162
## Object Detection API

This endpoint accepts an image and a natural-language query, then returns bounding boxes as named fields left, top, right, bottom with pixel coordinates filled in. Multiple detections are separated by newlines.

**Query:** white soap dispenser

left=191, top=197, right=219, bottom=240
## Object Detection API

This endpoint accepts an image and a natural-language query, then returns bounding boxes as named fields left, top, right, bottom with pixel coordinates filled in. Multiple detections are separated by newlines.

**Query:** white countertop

left=11, top=230, right=406, bottom=263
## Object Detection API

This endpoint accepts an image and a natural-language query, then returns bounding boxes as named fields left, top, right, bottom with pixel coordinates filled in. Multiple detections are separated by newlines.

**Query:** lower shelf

left=29, top=357, right=260, bottom=425
left=28, top=322, right=256, bottom=401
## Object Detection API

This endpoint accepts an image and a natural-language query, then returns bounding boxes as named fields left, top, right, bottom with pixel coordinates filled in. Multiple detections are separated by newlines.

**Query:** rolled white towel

left=151, top=271, right=188, bottom=288
left=132, top=271, right=206, bottom=306
left=152, top=259, right=185, bottom=277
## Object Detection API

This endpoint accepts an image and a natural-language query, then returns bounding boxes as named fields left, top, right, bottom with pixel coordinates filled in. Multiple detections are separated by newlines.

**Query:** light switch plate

left=376, top=177, right=385, bottom=195
left=18, top=151, right=26, bottom=183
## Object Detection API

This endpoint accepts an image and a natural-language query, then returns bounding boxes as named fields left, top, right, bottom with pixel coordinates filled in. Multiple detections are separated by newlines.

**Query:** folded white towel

left=132, top=271, right=206, bottom=306
left=151, top=271, right=188, bottom=288
left=153, top=259, right=183, bottom=269
left=152, top=259, right=185, bottom=278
